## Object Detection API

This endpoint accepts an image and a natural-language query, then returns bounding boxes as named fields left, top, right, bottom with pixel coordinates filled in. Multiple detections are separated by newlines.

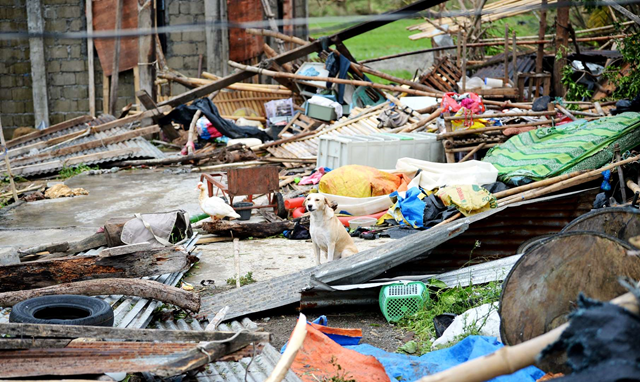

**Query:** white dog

left=305, top=194, right=358, bottom=265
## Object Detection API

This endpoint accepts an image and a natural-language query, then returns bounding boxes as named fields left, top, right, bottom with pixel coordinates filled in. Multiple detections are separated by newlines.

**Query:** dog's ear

left=328, top=199, right=338, bottom=211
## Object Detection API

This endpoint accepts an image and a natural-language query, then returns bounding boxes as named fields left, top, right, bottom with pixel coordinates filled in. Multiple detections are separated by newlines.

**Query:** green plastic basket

left=379, top=281, right=429, bottom=323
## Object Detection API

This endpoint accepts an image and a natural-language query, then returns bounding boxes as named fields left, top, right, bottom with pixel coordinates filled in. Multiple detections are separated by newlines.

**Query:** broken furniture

left=200, top=166, right=287, bottom=219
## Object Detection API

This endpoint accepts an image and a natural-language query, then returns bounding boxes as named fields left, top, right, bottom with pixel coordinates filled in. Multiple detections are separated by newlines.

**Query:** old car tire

left=10, top=295, right=114, bottom=327
left=275, top=192, right=287, bottom=219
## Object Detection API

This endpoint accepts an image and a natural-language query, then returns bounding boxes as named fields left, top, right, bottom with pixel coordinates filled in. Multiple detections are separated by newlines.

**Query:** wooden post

left=25, top=0, right=49, bottom=127
left=456, top=30, right=462, bottom=67
left=86, top=0, right=96, bottom=117
left=0, top=118, right=19, bottom=203
left=461, top=31, right=467, bottom=92
left=554, top=0, right=570, bottom=97
left=204, top=0, right=229, bottom=77
left=512, top=30, right=517, bottom=80
left=260, top=0, right=285, bottom=53
left=138, top=0, right=155, bottom=116
left=504, top=24, right=509, bottom=83
left=536, top=0, right=547, bottom=77
left=102, top=73, right=110, bottom=114
left=109, top=0, right=124, bottom=116
left=233, top=238, right=241, bottom=288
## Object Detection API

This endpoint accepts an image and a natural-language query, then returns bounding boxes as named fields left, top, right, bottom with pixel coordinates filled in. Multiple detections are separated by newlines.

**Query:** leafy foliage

left=561, top=65, right=594, bottom=108
left=322, top=356, right=356, bottom=382
left=604, top=32, right=640, bottom=100
left=397, top=279, right=503, bottom=354
left=226, top=271, right=256, bottom=287
left=59, top=164, right=98, bottom=179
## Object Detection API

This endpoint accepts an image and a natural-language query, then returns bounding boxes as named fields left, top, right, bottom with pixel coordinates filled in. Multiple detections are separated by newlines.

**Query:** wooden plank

left=25, top=0, right=49, bottom=128
left=0, top=246, right=193, bottom=292
left=5, top=115, right=93, bottom=148
left=136, top=90, right=179, bottom=140
left=137, top=0, right=155, bottom=114
left=93, top=0, right=139, bottom=77
left=86, top=0, right=96, bottom=116
left=0, top=322, right=270, bottom=343
left=102, top=72, right=110, bottom=114
left=204, top=0, right=229, bottom=76
left=108, top=0, right=124, bottom=115
left=0, top=278, right=199, bottom=311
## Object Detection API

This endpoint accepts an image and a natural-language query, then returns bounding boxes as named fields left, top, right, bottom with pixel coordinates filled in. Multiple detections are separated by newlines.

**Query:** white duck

left=196, top=182, right=241, bottom=221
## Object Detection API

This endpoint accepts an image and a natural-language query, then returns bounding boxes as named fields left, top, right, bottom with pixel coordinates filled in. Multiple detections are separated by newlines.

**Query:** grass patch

left=59, top=164, right=98, bottom=179
left=397, top=279, right=502, bottom=355
left=226, top=271, right=256, bottom=287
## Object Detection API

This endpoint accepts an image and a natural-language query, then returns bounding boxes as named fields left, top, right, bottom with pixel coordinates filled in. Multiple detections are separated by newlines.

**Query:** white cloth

left=395, top=158, right=498, bottom=191
left=308, top=95, right=343, bottom=118
left=432, top=303, right=501, bottom=348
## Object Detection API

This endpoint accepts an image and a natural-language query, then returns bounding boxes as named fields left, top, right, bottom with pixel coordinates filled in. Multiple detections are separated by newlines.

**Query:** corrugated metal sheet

left=8, top=115, right=117, bottom=150
left=154, top=318, right=302, bottom=382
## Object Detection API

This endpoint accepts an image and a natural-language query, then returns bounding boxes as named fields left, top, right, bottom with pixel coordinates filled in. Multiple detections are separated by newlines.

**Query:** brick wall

left=166, top=0, right=206, bottom=95
left=0, top=0, right=32, bottom=134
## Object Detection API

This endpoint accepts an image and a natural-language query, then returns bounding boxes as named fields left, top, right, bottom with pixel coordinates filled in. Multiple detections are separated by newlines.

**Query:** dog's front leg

left=327, top=242, right=336, bottom=262
left=313, top=243, right=321, bottom=266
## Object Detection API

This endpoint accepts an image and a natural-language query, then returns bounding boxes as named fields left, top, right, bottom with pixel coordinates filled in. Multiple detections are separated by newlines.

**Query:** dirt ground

left=253, top=309, right=413, bottom=353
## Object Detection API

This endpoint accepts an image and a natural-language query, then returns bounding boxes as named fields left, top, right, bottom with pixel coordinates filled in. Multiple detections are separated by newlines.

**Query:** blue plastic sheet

left=389, top=187, right=427, bottom=228
left=347, top=336, right=545, bottom=382
left=281, top=315, right=362, bottom=353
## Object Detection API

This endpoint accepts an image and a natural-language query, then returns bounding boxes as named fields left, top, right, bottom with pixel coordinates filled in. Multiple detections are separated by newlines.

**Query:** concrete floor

left=2, top=168, right=394, bottom=289
left=0, top=169, right=202, bottom=248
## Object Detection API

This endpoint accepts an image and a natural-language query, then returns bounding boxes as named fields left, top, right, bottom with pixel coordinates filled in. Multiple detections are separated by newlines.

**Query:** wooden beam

left=25, top=0, right=49, bottom=127
left=536, top=0, right=547, bottom=74
left=102, top=72, right=110, bottom=114
left=136, top=90, right=180, bottom=140
left=0, top=118, right=18, bottom=202
left=554, top=1, right=570, bottom=96
left=0, top=278, right=200, bottom=310
left=0, top=322, right=270, bottom=343
left=109, top=0, right=124, bottom=115
left=204, top=0, right=229, bottom=77
left=0, top=246, right=193, bottom=292
left=137, top=0, right=155, bottom=113
left=86, top=0, right=95, bottom=116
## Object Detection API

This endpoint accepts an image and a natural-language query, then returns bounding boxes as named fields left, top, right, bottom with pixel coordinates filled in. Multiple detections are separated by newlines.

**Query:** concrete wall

left=165, top=0, right=207, bottom=95
left=0, top=0, right=308, bottom=136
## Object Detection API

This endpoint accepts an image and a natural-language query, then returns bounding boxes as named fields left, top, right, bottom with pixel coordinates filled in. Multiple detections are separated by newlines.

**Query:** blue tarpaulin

left=347, top=336, right=545, bottom=382
left=389, top=187, right=427, bottom=228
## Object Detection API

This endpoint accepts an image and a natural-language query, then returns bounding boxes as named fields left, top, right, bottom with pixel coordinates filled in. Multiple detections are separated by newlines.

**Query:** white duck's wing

left=201, top=197, right=241, bottom=218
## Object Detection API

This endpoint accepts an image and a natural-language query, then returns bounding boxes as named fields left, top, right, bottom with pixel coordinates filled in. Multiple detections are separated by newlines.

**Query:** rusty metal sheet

left=388, top=188, right=598, bottom=276
left=227, top=166, right=279, bottom=196
left=560, top=206, right=640, bottom=242
left=0, top=341, right=200, bottom=378
left=93, top=0, right=139, bottom=76
left=499, top=232, right=640, bottom=349
left=227, top=0, right=264, bottom=62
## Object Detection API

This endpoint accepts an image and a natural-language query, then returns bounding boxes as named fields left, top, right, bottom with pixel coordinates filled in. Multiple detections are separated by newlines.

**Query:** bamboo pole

left=492, top=169, right=588, bottom=199
left=446, top=143, right=498, bottom=153
left=500, top=154, right=640, bottom=207
left=186, top=110, right=201, bottom=155
left=399, top=107, right=444, bottom=133
left=227, top=61, right=442, bottom=98
left=418, top=291, right=638, bottom=382
left=0, top=118, right=19, bottom=203
left=438, top=118, right=562, bottom=139
left=265, top=313, right=308, bottom=382
left=444, top=111, right=556, bottom=121
left=246, top=28, right=307, bottom=46
left=504, top=25, right=509, bottom=83
left=460, top=143, right=486, bottom=162
left=555, top=104, right=577, bottom=120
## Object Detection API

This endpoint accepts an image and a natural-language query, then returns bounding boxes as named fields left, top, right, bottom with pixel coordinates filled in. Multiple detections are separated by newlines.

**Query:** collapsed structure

left=1, top=0, right=640, bottom=380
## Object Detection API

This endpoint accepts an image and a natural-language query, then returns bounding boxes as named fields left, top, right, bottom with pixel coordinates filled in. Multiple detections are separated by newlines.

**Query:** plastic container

left=284, top=197, right=305, bottom=210
left=348, top=217, right=378, bottom=230
left=379, top=281, right=429, bottom=323
left=233, top=202, right=254, bottom=221
left=317, top=132, right=444, bottom=169
left=305, top=102, right=338, bottom=121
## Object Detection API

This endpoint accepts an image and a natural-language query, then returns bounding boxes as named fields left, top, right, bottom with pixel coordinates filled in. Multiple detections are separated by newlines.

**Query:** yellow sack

left=436, top=185, right=496, bottom=216
left=451, top=107, right=488, bottom=131
left=319, top=165, right=403, bottom=198
left=45, top=184, right=89, bottom=199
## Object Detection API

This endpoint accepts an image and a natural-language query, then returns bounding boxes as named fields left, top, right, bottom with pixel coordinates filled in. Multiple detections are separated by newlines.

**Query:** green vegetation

left=397, top=279, right=502, bottom=355
left=226, top=271, right=257, bottom=286
left=562, top=65, right=593, bottom=108
left=604, top=31, right=640, bottom=100
left=322, top=356, right=356, bottom=382
left=59, top=164, right=98, bottom=179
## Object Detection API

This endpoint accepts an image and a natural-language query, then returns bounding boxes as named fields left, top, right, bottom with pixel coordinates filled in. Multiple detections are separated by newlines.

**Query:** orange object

left=290, top=323, right=389, bottom=382
left=318, top=165, right=404, bottom=198
left=285, top=197, right=305, bottom=210
left=291, top=207, right=387, bottom=227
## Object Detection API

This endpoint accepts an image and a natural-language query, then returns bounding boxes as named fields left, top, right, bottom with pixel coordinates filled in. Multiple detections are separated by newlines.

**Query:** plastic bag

left=436, top=185, right=497, bottom=216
